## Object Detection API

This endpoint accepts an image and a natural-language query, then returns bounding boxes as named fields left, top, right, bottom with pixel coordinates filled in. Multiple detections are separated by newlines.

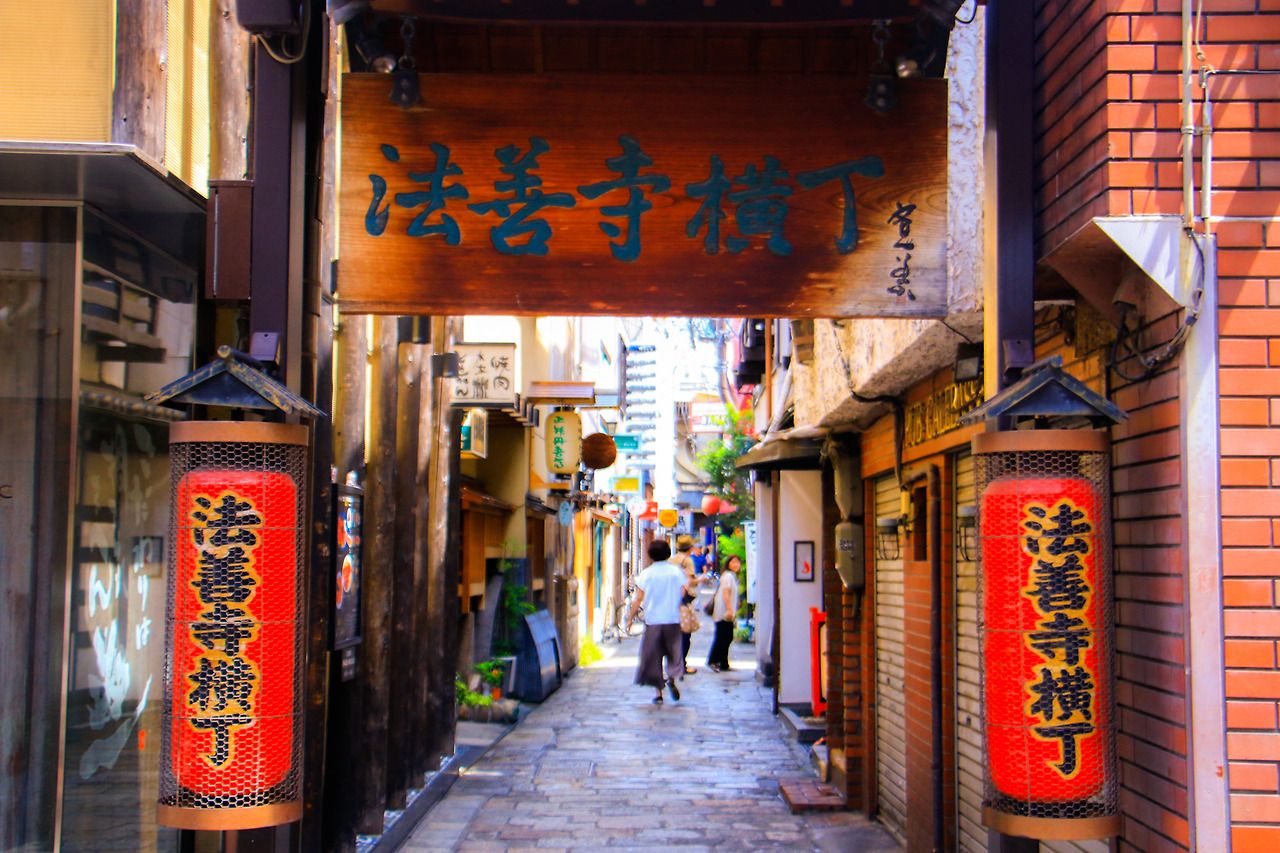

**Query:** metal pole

left=984, top=0, right=1038, bottom=849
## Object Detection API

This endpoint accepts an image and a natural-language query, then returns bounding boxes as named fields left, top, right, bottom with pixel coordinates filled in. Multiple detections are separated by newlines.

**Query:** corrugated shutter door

left=956, top=450, right=1110, bottom=853
left=874, top=473, right=907, bottom=843
left=954, top=450, right=985, bottom=852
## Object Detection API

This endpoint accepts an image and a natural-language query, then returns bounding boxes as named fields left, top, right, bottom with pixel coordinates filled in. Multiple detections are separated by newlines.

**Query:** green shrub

left=579, top=638, right=603, bottom=666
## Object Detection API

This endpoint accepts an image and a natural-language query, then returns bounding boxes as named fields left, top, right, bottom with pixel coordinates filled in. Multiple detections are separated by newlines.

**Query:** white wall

left=753, top=479, right=775, bottom=675
left=778, top=470, right=825, bottom=706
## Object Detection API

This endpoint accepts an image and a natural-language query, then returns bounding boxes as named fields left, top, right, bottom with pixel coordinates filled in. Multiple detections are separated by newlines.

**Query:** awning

left=0, top=142, right=206, bottom=262
left=735, top=436, right=825, bottom=472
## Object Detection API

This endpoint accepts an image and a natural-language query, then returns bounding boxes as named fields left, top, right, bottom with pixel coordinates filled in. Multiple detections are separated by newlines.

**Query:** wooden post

left=321, top=313, right=368, bottom=853
left=301, top=279, right=335, bottom=848
left=112, top=0, right=167, bottom=163
left=425, top=318, right=462, bottom=766
left=410, top=335, right=438, bottom=777
left=209, top=0, right=251, bottom=179
left=386, top=339, right=424, bottom=806
left=357, top=317, right=399, bottom=833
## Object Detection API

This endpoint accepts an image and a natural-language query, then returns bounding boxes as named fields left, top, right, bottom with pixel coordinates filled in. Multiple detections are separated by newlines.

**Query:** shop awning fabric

left=734, top=435, right=825, bottom=472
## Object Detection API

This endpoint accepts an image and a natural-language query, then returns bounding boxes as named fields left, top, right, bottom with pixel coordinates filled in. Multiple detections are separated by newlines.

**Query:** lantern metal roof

left=145, top=345, right=325, bottom=418
left=958, top=356, right=1127, bottom=428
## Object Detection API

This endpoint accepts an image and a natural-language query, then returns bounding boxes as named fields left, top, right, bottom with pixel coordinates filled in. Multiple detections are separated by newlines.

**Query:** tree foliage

left=698, top=403, right=756, bottom=532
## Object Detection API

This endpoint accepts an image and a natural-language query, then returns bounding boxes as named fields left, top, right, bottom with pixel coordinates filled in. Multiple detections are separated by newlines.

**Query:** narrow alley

left=399, top=626, right=902, bottom=853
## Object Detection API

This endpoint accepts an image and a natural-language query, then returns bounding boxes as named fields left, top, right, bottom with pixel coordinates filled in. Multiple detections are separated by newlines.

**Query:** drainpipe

left=902, top=463, right=943, bottom=852
left=1182, top=2, right=1230, bottom=850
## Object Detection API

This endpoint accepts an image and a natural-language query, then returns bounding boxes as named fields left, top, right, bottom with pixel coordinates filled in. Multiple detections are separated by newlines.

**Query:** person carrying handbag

left=706, top=554, right=741, bottom=673
left=673, top=534, right=710, bottom=674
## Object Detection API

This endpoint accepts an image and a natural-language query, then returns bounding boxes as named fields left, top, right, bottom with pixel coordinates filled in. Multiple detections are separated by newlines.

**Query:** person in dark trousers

left=672, top=534, right=711, bottom=674
left=627, top=539, right=687, bottom=704
left=706, top=554, right=741, bottom=673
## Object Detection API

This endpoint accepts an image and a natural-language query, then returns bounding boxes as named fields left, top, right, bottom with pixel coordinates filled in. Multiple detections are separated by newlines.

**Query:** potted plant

left=475, top=659, right=506, bottom=700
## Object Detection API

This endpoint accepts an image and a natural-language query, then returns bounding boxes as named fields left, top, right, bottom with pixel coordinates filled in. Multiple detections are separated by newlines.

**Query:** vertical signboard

left=744, top=521, right=758, bottom=605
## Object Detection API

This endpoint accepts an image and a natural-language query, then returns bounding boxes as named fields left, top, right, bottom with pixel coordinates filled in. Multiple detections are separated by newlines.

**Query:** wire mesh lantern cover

left=973, top=430, right=1119, bottom=841
left=157, top=422, right=309, bottom=829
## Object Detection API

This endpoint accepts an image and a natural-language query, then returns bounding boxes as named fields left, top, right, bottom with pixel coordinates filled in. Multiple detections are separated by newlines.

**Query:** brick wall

left=1036, top=1, right=1280, bottom=255
left=1037, top=1, right=1280, bottom=850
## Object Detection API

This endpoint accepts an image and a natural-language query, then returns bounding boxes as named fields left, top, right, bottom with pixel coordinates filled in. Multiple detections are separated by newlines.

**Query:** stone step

left=779, top=779, right=846, bottom=814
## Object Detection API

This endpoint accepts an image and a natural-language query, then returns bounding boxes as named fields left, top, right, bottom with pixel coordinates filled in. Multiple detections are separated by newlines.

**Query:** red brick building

left=795, top=2, right=1280, bottom=852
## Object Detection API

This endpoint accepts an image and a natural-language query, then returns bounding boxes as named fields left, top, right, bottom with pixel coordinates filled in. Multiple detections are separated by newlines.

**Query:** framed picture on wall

left=794, top=540, right=815, bottom=582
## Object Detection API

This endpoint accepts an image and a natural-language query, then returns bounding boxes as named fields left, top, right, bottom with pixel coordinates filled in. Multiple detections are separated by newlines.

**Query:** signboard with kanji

left=339, top=73, right=947, bottom=318
left=612, top=434, right=641, bottom=452
left=689, top=401, right=733, bottom=434
left=981, top=477, right=1109, bottom=804
left=452, top=342, right=516, bottom=407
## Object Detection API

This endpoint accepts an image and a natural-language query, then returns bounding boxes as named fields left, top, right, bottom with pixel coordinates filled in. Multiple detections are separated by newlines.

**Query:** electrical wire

left=1107, top=236, right=1205, bottom=382
left=258, top=0, right=310, bottom=65
left=939, top=318, right=976, bottom=344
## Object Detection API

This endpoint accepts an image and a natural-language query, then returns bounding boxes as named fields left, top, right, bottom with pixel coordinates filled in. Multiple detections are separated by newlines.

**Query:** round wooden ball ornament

left=581, top=433, right=617, bottom=469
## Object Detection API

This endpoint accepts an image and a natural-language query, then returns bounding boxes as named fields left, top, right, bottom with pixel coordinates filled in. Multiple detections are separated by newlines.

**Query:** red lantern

left=974, top=430, right=1118, bottom=841
left=159, top=422, right=308, bottom=830
left=701, top=495, right=721, bottom=515
left=719, top=501, right=736, bottom=514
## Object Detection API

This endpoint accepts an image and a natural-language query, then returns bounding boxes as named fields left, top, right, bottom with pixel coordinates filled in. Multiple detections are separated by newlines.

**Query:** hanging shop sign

left=689, top=401, right=734, bottom=434
left=158, top=422, right=308, bottom=830
left=657, top=508, right=679, bottom=528
left=339, top=73, right=947, bottom=318
left=612, top=433, right=641, bottom=452
left=460, top=407, right=489, bottom=459
left=903, top=375, right=985, bottom=447
left=332, top=483, right=363, bottom=651
left=974, top=430, right=1119, bottom=841
left=611, top=476, right=642, bottom=494
left=451, top=342, right=516, bottom=407
left=545, top=410, right=582, bottom=475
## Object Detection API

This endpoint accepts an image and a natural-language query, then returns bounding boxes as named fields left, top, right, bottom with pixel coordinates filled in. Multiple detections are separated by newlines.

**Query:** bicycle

left=616, top=594, right=645, bottom=638
left=600, top=597, right=625, bottom=643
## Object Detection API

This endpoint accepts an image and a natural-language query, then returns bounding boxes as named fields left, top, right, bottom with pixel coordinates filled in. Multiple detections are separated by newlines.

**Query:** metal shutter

left=874, top=473, right=908, bottom=843
left=954, top=450, right=985, bottom=852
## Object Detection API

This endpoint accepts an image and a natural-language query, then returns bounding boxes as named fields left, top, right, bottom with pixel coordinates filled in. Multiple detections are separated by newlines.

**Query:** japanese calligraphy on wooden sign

left=981, top=477, right=1108, bottom=803
left=339, top=73, right=948, bottom=318
left=452, top=342, right=516, bottom=406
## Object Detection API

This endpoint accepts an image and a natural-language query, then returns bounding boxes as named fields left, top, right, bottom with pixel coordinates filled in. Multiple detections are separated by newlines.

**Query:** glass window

left=59, top=211, right=195, bottom=853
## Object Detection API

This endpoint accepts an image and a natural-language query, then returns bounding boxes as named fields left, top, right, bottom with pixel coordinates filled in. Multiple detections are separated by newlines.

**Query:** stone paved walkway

left=401, top=618, right=903, bottom=853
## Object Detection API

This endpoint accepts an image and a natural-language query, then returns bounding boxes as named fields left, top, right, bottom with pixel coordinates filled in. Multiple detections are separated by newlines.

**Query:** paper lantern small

left=581, top=432, right=617, bottom=469
left=545, top=411, right=582, bottom=475
left=701, top=495, right=721, bottom=515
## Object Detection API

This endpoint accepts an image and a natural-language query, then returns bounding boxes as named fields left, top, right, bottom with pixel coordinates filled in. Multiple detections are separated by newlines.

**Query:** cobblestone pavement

left=401, top=618, right=903, bottom=853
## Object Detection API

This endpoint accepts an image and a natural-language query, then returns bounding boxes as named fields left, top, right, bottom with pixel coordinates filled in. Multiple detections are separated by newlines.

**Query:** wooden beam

left=386, top=341, right=424, bottom=806
left=357, top=317, right=398, bottom=833
left=112, top=0, right=167, bottom=163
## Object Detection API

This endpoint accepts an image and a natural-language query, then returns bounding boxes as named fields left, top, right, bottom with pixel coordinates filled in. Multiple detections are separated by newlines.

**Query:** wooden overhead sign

left=339, top=73, right=947, bottom=318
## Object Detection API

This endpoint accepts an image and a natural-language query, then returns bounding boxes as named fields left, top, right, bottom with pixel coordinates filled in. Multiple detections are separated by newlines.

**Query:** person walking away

left=627, top=539, right=686, bottom=704
left=691, top=544, right=708, bottom=575
left=673, top=534, right=710, bottom=675
left=707, top=554, right=741, bottom=673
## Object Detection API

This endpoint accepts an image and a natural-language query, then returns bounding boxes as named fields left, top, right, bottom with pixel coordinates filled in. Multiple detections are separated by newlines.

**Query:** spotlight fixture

left=954, top=341, right=983, bottom=383
left=921, top=0, right=968, bottom=31
left=350, top=19, right=396, bottom=73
